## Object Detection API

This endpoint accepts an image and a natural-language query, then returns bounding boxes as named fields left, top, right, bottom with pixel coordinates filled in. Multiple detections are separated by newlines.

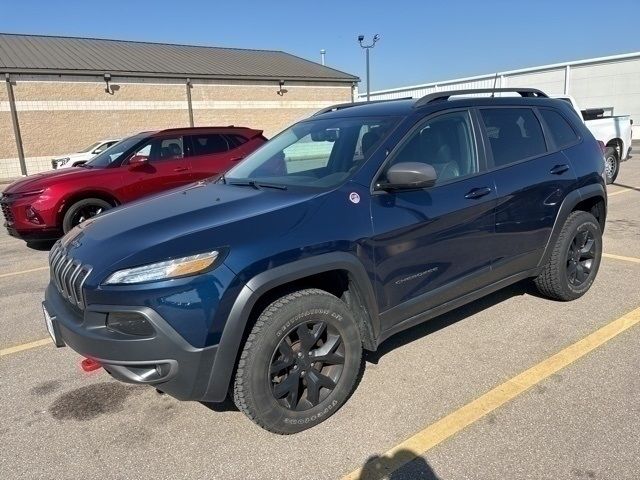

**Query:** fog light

left=25, top=206, right=43, bottom=225
left=106, top=312, right=155, bottom=336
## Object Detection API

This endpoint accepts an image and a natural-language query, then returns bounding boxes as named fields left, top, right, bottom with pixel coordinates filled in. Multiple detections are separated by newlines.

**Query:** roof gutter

left=0, top=68, right=359, bottom=84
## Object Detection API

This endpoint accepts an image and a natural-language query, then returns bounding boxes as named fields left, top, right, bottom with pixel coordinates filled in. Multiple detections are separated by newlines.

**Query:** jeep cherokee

left=43, top=88, right=606, bottom=434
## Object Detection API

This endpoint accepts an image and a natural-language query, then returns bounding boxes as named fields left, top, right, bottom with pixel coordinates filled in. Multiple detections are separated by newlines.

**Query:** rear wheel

left=233, top=289, right=362, bottom=434
left=62, top=198, right=112, bottom=233
left=604, top=147, right=619, bottom=184
left=534, top=211, right=602, bottom=301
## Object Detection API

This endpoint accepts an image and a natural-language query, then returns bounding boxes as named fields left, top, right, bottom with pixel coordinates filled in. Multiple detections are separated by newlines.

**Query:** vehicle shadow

left=366, top=280, right=536, bottom=365
left=202, top=280, right=540, bottom=412
left=26, top=239, right=56, bottom=251
left=356, top=449, right=440, bottom=479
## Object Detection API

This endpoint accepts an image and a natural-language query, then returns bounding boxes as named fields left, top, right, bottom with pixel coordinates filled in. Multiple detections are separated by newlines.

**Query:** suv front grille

left=0, top=196, right=15, bottom=225
left=49, top=242, right=92, bottom=309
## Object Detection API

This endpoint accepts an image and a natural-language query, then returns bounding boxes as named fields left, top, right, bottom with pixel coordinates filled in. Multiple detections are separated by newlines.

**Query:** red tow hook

left=80, top=358, right=102, bottom=372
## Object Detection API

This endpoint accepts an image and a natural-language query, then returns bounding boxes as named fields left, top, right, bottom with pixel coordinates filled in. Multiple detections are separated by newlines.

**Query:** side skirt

left=377, top=268, right=540, bottom=346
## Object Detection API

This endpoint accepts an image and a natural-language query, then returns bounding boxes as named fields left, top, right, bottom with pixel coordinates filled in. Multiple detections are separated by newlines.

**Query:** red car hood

left=3, top=167, right=101, bottom=194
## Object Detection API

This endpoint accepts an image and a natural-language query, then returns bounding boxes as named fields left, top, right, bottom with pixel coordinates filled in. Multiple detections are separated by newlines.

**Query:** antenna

left=491, top=73, right=499, bottom=97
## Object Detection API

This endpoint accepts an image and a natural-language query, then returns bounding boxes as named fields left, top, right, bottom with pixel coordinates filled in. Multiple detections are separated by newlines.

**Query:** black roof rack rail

left=414, top=88, right=548, bottom=108
left=313, top=97, right=413, bottom=116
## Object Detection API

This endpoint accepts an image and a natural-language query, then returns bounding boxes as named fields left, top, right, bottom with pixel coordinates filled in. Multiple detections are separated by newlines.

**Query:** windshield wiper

left=227, top=180, right=287, bottom=190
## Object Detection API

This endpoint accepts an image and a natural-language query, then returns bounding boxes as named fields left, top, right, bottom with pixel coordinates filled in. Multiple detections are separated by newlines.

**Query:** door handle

left=550, top=164, right=569, bottom=175
left=173, top=167, right=188, bottom=172
left=464, top=187, right=492, bottom=199
left=230, top=156, right=245, bottom=162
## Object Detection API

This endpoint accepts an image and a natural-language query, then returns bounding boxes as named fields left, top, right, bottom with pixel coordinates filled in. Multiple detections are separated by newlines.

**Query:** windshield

left=225, top=116, right=398, bottom=189
left=85, top=135, right=145, bottom=168
left=77, top=141, right=101, bottom=153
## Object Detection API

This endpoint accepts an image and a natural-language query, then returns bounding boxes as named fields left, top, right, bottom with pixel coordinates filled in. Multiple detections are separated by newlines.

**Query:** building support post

left=564, top=65, right=571, bottom=94
left=5, top=74, right=27, bottom=176
left=186, top=78, right=194, bottom=127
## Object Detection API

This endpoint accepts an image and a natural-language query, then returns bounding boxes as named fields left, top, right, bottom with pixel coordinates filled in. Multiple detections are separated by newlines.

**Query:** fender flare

left=202, top=252, right=379, bottom=402
left=537, top=183, right=606, bottom=268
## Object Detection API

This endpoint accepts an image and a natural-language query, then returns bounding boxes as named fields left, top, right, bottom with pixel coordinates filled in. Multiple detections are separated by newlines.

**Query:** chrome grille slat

left=47, top=242, right=91, bottom=310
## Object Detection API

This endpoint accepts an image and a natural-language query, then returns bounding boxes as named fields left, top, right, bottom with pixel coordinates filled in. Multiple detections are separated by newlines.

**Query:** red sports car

left=1, top=126, right=267, bottom=241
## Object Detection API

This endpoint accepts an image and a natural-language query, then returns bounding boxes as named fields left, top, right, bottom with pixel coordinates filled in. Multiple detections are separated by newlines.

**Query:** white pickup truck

left=553, top=95, right=633, bottom=184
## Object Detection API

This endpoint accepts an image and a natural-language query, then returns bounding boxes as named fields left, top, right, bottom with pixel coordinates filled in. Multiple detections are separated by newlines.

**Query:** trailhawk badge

left=349, top=192, right=361, bottom=204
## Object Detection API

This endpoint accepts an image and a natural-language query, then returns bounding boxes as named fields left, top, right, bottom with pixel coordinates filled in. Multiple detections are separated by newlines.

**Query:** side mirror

left=93, top=148, right=103, bottom=155
left=128, top=155, right=149, bottom=168
left=378, top=162, right=437, bottom=191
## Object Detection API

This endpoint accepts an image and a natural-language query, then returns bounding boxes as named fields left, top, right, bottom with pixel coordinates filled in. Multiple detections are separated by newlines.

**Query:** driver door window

left=386, top=110, right=478, bottom=185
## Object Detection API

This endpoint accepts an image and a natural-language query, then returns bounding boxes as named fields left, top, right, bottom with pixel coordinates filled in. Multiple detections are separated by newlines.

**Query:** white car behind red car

left=51, top=139, right=120, bottom=169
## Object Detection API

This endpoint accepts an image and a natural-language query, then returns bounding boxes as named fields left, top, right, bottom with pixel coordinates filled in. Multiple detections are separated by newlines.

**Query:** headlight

left=16, top=189, right=45, bottom=198
left=56, top=157, right=70, bottom=165
left=104, top=251, right=219, bottom=285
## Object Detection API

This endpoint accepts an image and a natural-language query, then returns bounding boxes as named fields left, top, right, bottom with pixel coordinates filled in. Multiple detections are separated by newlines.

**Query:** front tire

left=604, top=147, right=619, bottom=184
left=62, top=198, right=112, bottom=233
left=233, top=289, right=362, bottom=434
left=534, top=211, right=602, bottom=301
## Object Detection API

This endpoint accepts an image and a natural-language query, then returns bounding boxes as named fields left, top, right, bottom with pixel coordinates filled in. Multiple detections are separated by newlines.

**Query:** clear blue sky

left=2, top=0, right=639, bottom=91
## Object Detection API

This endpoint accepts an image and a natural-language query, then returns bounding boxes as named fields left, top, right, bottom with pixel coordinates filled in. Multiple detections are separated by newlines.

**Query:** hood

left=53, top=152, right=91, bottom=161
left=64, top=181, right=319, bottom=280
left=2, top=166, right=101, bottom=194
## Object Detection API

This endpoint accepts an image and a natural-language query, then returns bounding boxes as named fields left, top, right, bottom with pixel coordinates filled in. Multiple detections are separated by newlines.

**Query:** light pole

left=357, top=34, right=380, bottom=101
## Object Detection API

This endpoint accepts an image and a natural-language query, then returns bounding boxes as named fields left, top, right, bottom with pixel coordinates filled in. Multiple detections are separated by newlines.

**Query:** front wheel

left=604, top=147, right=619, bottom=184
left=62, top=198, right=112, bottom=233
left=233, top=289, right=362, bottom=434
left=534, top=211, right=602, bottom=301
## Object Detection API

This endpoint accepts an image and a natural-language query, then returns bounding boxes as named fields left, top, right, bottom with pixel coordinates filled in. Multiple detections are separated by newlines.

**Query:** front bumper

left=1, top=194, right=61, bottom=241
left=44, top=284, right=218, bottom=401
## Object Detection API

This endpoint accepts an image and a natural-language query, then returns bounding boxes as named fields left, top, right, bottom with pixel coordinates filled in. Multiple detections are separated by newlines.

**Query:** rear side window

left=480, top=108, right=547, bottom=167
left=189, top=134, right=230, bottom=156
left=226, top=134, right=248, bottom=148
left=539, top=109, right=579, bottom=148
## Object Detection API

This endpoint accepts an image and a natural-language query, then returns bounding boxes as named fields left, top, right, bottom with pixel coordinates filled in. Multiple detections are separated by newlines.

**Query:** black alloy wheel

left=62, top=198, right=112, bottom=233
left=566, top=229, right=596, bottom=287
left=71, top=204, right=105, bottom=227
left=269, top=320, right=345, bottom=411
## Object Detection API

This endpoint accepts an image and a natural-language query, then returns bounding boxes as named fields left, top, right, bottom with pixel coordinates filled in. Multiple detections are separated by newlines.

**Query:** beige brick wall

left=12, top=80, right=187, bottom=102
left=193, top=108, right=324, bottom=138
left=0, top=76, right=353, bottom=179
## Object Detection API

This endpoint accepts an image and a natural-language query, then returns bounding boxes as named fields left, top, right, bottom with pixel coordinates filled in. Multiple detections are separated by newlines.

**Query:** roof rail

left=313, top=97, right=413, bottom=116
left=414, top=88, right=547, bottom=108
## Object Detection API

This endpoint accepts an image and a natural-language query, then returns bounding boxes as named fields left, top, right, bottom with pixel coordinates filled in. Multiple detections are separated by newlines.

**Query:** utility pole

left=357, top=34, right=380, bottom=101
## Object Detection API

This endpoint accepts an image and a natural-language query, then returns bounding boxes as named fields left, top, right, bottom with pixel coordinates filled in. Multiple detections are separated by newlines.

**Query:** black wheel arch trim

left=203, top=252, right=378, bottom=402
left=537, top=183, right=606, bottom=268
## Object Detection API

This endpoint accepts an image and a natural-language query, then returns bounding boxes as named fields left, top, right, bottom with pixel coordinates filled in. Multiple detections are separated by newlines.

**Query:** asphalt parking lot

left=1, top=146, right=639, bottom=480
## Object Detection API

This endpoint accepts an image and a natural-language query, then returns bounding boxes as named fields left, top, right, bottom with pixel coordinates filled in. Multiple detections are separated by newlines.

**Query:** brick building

left=0, top=33, right=358, bottom=179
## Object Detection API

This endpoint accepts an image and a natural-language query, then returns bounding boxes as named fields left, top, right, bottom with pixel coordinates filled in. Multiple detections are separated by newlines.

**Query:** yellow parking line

left=608, top=187, right=634, bottom=197
left=603, top=253, right=640, bottom=264
left=0, top=338, right=51, bottom=356
left=343, top=306, right=640, bottom=480
left=0, top=266, right=48, bottom=279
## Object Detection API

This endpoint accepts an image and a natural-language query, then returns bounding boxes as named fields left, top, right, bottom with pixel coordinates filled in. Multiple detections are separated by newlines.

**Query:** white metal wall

left=359, top=53, right=640, bottom=136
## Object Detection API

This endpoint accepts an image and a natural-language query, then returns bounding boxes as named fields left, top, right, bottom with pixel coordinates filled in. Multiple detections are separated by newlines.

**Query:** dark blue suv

left=43, top=88, right=607, bottom=433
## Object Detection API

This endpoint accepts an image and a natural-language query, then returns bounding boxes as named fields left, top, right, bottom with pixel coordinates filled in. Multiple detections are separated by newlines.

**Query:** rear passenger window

left=539, top=109, right=579, bottom=148
left=226, top=134, right=248, bottom=148
left=190, top=134, right=230, bottom=156
left=481, top=108, right=547, bottom=167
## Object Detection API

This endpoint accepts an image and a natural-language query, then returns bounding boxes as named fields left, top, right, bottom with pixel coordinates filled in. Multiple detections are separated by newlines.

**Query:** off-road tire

left=233, top=289, right=362, bottom=434
left=62, top=198, right=112, bottom=233
left=534, top=211, right=602, bottom=301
